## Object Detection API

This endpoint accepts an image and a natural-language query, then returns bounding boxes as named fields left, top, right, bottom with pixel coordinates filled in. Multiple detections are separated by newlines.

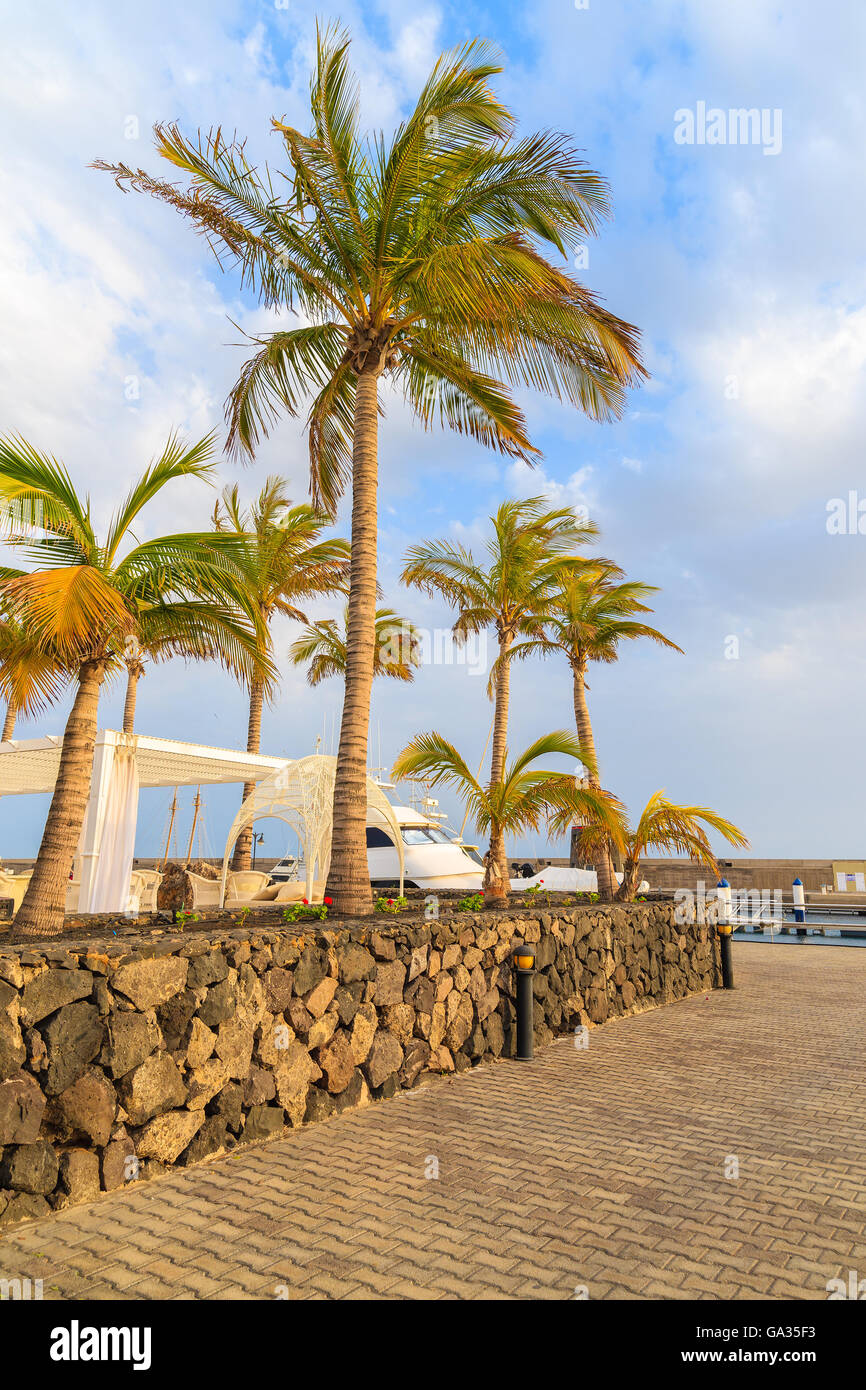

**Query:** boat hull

left=368, top=843, right=483, bottom=893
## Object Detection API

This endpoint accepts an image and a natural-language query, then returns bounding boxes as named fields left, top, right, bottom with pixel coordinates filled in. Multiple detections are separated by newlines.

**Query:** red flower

left=388, top=898, right=394, bottom=904
left=324, top=896, right=333, bottom=906
left=302, top=898, right=309, bottom=905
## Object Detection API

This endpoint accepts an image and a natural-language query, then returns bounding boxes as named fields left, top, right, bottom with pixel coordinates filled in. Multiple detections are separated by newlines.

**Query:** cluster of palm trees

left=86, top=25, right=647, bottom=919
left=0, top=437, right=366, bottom=935
left=393, top=494, right=748, bottom=903
left=0, top=26, right=746, bottom=935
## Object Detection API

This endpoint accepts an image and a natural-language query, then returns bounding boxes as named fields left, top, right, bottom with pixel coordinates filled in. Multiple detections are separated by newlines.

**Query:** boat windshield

left=399, top=825, right=479, bottom=860
left=401, top=827, right=435, bottom=845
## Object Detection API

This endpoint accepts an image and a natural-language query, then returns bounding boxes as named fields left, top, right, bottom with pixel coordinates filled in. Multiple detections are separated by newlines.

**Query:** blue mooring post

left=512, top=943, right=536, bottom=1061
left=793, top=877, right=806, bottom=924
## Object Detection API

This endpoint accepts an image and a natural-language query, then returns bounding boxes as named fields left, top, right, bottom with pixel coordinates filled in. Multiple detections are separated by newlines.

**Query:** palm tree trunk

left=615, top=856, right=640, bottom=901
left=122, top=663, right=140, bottom=735
left=483, top=824, right=508, bottom=906
left=232, top=675, right=264, bottom=872
left=572, top=664, right=617, bottom=902
left=326, top=368, right=379, bottom=916
left=487, top=633, right=512, bottom=895
left=13, top=658, right=106, bottom=939
left=2, top=703, right=16, bottom=741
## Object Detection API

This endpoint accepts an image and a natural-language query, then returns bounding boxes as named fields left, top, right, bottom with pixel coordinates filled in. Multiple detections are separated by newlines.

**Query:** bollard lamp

left=716, top=919, right=735, bottom=988
left=512, top=943, right=535, bottom=1060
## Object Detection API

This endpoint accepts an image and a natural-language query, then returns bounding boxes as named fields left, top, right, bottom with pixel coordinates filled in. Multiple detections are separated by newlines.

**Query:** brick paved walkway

left=2, top=943, right=865, bottom=1300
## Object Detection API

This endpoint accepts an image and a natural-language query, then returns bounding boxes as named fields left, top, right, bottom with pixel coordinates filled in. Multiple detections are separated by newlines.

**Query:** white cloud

left=505, top=459, right=596, bottom=513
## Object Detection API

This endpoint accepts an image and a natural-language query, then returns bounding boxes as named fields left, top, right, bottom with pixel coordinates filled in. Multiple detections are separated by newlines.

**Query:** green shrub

left=282, top=901, right=330, bottom=923
left=374, top=895, right=408, bottom=914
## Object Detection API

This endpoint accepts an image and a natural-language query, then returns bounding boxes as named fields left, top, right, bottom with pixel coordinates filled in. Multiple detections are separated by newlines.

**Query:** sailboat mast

left=160, top=788, right=178, bottom=872
left=184, top=787, right=202, bottom=867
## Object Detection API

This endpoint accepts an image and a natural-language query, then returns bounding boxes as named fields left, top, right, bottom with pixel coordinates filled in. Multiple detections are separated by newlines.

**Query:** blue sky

left=2, top=0, right=865, bottom=861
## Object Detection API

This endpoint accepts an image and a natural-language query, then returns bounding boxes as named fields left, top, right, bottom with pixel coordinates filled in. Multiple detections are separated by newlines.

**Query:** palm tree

left=508, top=564, right=683, bottom=899
left=93, top=26, right=645, bottom=914
left=0, top=432, right=271, bottom=938
left=402, top=497, right=596, bottom=887
left=290, top=606, right=420, bottom=685
left=570, top=790, right=749, bottom=902
left=0, top=610, right=67, bottom=740
left=212, top=478, right=349, bottom=870
left=393, top=729, right=624, bottom=904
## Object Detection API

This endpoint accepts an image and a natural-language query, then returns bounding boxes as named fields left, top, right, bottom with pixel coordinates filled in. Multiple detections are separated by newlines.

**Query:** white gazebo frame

left=219, top=753, right=404, bottom=906
left=0, top=730, right=292, bottom=913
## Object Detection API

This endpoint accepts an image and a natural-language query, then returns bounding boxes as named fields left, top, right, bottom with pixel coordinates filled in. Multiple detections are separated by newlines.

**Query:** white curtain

left=88, top=745, right=140, bottom=913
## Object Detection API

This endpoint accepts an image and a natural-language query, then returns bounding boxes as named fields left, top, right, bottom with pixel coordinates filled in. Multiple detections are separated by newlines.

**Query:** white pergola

left=0, top=730, right=290, bottom=913
left=219, top=753, right=404, bottom=906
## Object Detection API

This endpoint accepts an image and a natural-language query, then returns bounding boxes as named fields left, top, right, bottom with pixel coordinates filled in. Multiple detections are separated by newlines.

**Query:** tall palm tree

left=290, top=606, right=420, bottom=685
left=93, top=26, right=645, bottom=913
left=212, top=478, right=349, bottom=870
left=0, top=611, right=67, bottom=740
left=402, top=497, right=596, bottom=887
left=508, top=564, right=683, bottom=899
left=393, top=729, right=625, bottom=904
left=0, top=432, right=271, bottom=938
left=570, top=790, right=748, bottom=902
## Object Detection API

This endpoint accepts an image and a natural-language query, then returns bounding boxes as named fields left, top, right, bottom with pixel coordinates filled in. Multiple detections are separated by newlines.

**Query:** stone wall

left=0, top=903, right=720, bottom=1228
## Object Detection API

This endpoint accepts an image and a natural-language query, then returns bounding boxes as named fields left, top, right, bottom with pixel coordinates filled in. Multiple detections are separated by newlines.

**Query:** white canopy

left=0, top=731, right=289, bottom=795
left=219, top=753, right=404, bottom=906
left=0, top=730, right=291, bottom=913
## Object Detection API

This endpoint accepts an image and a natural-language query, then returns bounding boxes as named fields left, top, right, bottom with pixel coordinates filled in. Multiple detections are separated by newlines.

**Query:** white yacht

left=269, top=803, right=485, bottom=893
left=366, top=804, right=484, bottom=893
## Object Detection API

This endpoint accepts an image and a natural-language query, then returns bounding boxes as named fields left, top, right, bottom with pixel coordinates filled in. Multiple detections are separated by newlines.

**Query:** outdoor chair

left=135, top=869, right=163, bottom=911
left=0, top=868, right=33, bottom=915
left=127, top=869, right=163, bottom=914
left=186, top=871, right=221, bottom=911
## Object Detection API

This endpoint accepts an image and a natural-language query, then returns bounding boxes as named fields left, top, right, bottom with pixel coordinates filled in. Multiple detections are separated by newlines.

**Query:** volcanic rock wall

left=0, top=903, right=719, bottom=1228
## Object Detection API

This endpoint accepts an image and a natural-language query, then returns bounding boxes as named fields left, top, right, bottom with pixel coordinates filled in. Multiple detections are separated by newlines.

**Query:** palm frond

left=1, top=566, right=133, bottom=663
left=0, top=617, right=69, bottom=720
left=0, top=436, right=96, bottom=557
left=392, top=730, right=486, bottom=822
left=225, top=324, right=347, bottom=460
left=632, top=790, right=750, bottom=864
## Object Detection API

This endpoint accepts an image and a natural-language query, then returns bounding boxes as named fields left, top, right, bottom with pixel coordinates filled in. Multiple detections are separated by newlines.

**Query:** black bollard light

left=512, top=942, right=536, bottom=1060
left=717, top=921, right=735, bottom=989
